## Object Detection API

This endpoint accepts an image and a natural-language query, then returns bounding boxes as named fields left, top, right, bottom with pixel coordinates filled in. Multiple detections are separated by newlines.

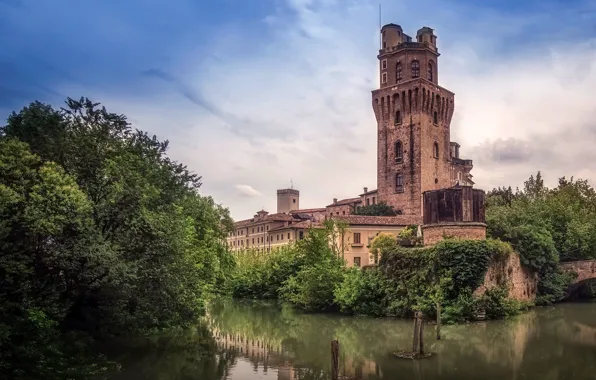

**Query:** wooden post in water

left=436, top=302, right=442, bottom=340
left=331, top=340, right=339, bottom=380
left=412, top=311, right=425, bottom=356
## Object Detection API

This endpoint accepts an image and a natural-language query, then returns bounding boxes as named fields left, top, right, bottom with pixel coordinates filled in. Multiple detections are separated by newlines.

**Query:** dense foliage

left=230, top=233, right=525, bottom=323
left=485, top=172, right=594, bottom=304
left=353, top=202, right=398, bottom=216
left=0, top=98, right=233, bottom=378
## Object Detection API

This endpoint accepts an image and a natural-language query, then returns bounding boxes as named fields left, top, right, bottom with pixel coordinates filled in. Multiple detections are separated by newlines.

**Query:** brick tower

left=372, top=23, right=473, bottom=220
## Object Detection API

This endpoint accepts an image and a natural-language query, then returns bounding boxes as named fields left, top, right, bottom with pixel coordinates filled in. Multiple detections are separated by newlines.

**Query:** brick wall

left=421, top=222, right=486, bottom=246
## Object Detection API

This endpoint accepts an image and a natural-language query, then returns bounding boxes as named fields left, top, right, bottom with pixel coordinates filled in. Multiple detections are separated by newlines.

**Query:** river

left=106, top=299, right=596, bottom=380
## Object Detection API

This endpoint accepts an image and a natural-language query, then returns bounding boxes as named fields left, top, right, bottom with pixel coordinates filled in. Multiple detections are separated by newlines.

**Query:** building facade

left=226, top=22, right=477, bottom=266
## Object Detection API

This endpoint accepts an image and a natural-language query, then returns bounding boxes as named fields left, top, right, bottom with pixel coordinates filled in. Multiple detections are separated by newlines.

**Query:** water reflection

left=107, top=300, right=596, bottom=380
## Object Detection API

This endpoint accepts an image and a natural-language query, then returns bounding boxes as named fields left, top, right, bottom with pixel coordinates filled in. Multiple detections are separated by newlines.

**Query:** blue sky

left=2, top=0, right=596, bottom=220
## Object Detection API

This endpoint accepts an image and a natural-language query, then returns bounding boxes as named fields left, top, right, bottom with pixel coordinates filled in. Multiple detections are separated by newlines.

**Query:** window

left=394, top=110, right=402, bottom=125
left=396, top=62, right=402, bottom=82
left=252, top=238, right=254, bottom=244
left=342, top=211, right=345, bottom=215
left=383, top=41, right=386, bottom=48
left=366, top=198, right=370, bottom=206
left=396, top=173, right=404, bottom=193
left=252, top=228, right=254, bottom=233
left=428, top=62, right=434, bottom=81
left=276, top=235, right=279, bottom=241
left=381, top=72, right=387, bottom=84
left=395, top=140, right=403, bottom=162
left=267, top=236, right=269, bottom=242
left=299, top=231, right=304, bottom=240
left=433, top=142, right=439, bottom=159
left=354, top=257, right=361, bottom=267
left=246, top=239, right=248, bottom=246
left=372, top=197, right=376, bottom=204
left=281, top=234, right=284, bottom=240
left=354, top=232, right=361, bottom=244
left=293, top=199, right=296, bottom=203
left=433, top=111, right=438, bottom=124
left=381, top=59, right=387, bottom=70
left=287, top=233, right=290, bottom=239
left=411, top=60, right=420, bottom=78
left=266, top=225, right=269, bottom=231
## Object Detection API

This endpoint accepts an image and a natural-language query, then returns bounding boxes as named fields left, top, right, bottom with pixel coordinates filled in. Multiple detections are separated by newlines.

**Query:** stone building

left=372, top=23, right=474, bottom=218
left=226, top=21, right=480, bottom=266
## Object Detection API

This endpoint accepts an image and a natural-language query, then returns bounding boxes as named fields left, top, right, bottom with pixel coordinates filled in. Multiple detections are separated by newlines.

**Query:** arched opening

left=395, top=173, right=404, bottom=192
left=395, top=110, right=402, bottom=125
left=396, top=62, right=402, bottom=83
left=433, top=111, right=438, bottom=125
left=433, top=142, right=439, bottom=159
left=395, top=140, right=403, bottom=162
left=428, top=61, right=434, bottom=81
left=411, top=60, right=420, bottom=78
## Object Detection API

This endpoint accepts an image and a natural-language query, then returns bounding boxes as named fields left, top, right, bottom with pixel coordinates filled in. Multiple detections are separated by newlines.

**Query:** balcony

left=452, top=158, right=473, bottom=167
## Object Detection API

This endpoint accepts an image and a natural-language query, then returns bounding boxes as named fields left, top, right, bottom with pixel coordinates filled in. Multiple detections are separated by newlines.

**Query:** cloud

left=3, top=0, right=596, bottom=220
left=235, top=185, right=263, bottom=198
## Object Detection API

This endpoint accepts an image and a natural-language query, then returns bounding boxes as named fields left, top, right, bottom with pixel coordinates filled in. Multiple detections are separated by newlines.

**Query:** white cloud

left=92, top=0, right=596, bottom=220
left=235, top=184, right=263, bottom=198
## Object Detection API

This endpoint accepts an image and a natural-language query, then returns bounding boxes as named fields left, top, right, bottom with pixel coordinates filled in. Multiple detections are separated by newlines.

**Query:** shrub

left=334, top=268, right=388, bottom=316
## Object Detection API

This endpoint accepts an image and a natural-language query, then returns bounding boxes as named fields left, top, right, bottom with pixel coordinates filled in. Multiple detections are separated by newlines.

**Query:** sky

left=2, top=0, right=596, bottom=220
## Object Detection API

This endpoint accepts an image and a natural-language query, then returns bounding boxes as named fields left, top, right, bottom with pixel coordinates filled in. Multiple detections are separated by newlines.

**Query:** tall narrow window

left=433, top=142, right=439, bottom=159
left=354, top=232, right=361, bottom=244
left=395, top=140, right=403, bottom=163
left=411, top=60, right=420, bottom=78
left=396, top=62, right=402, bottom=82
left=433, top=111, right=438, bottom=124
left=396, top=173, right=404, bottom=193
left=428, top=62, right=434, bottom=81
left=381, top=59, right=387, bottom=70
left=394, top=110, right=402, bottom=125
left=381, top=72, right=387, bottom=84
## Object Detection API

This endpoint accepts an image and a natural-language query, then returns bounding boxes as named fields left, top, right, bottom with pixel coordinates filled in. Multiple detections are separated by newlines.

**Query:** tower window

left=395, top=110, right=402, bottom=125
left=396, top=62, right=402, bottom=82
left=381, top=59, right=387, bottom=70
left=433, top=111, right=438, bottom=125
left=428, top=62, right=434, bottom=81
left=395, top=140, right=403, bottom=163
left=396, top=173, right=404, bottom=193
left=411, top=60, right=420, bottom=78
left=381, top=72, right=387, bottom=84
left=293, top=198, right=296, bottom=203
left=433, top=142, right=439, bottom=159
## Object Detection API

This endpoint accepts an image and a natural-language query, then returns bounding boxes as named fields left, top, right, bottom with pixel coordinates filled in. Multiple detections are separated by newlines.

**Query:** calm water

left=106, top=299, right=596, bottom=380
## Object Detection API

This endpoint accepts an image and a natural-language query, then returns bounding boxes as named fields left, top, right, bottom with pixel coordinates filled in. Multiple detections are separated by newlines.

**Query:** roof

left=269, top=220, right=323, bottom=232
left=326, top=197, right=362, bottom=207
left=333, top=215, right=418, bottom=226
left=290, top=208, right=326, bottom=214
left=358, top=189, right=378, bottom=196
left=233, top=212, right=296, bottom=228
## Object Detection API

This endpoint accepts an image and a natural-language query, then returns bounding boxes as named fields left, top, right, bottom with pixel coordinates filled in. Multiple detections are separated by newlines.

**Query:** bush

left=334, top=268, right=388, bottom=316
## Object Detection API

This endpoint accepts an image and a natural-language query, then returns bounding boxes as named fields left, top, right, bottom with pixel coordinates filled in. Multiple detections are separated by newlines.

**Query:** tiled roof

left=358, top=189, right=378, bottom=196
left=333, top=215, right=418, bottom=226
left=326, top=197, right=362, bottom=207
left=233, top=212, right=296, bottom=227
left=290, top=208, right=326, bottom=214
left=268, top=220, right=323, bottom=232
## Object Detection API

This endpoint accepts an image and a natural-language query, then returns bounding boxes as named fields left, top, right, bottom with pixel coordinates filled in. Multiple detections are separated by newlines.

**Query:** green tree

left=353, top=202, right=397, bottom=216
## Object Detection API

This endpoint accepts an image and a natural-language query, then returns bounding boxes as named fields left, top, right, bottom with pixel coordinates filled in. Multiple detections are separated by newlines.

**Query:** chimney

left=363, top=187, right=368, bottom=193
left=333, top=198, right=338, bottom=204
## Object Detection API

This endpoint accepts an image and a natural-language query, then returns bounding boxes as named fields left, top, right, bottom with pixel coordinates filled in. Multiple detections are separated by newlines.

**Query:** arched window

left=411, top=60, right=420, bottom=78
left=433, top=111, right=438, bottom=124
left=395, top=173, right=404, bottom=192
left=395, top=140, right=403, bottom=162
left=433, top=142, right=439, bottom=159
left=428, top=62, right=434, bottom=81
left=394, top=110, right=402, bottom=125
left=396, top=62, right=402, bottom=82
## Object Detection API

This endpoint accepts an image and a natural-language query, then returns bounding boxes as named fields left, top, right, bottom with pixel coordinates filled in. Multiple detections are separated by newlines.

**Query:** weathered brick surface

left=559, top=260, right=596, bottom=284
left=421, top=223, right=486, bottom=246
left=474, top=253, right=538, bottom=302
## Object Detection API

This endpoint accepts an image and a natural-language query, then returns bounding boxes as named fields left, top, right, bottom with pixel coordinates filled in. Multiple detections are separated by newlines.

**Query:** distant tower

left=277, top=189, right=299, bottom=214
left=372, top=23, right=471, bottom=220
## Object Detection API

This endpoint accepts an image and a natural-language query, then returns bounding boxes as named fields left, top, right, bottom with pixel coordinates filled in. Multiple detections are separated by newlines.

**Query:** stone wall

left=421, top=222, right=486, bottom=246
left=474, top=252, right=538, bottom=302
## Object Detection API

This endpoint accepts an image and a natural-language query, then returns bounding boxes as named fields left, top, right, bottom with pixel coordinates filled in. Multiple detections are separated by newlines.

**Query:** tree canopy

left=0, top=97, right=234, bottom=378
